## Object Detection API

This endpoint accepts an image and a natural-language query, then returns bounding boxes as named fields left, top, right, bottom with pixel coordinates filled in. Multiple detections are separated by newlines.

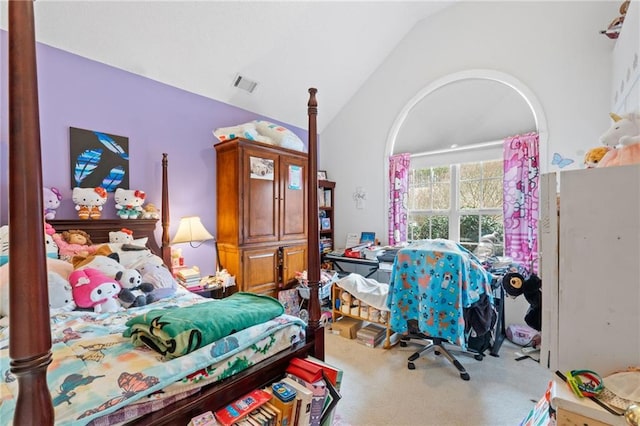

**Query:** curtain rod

left=410, top=139, right=503, bottom=158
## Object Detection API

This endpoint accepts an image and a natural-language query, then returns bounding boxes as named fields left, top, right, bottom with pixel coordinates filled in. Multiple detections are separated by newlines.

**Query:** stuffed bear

left=43, top=187, right=62, bottom=220
left=69, top=267, right=121, bottom=313
left=72, top=187, right=108, bottom=220
left=114, top=188, right=146, bottom=219
left=502, top=271, right=542, bottom=331
left=141, top=203, right=160, bottom=220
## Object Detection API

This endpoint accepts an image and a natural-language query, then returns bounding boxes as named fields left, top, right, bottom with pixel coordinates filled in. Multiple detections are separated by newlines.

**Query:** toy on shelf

left=43, top=186, right=62, bottom=220
left=583, top=146, right=611, bottom=168
left=598, top=112, right=640, bottom=167
left=72, top=187, right=108, bottom=220
left=141, top=203, right=160, bottom=219
left=114, top=188, right=146, bottom=219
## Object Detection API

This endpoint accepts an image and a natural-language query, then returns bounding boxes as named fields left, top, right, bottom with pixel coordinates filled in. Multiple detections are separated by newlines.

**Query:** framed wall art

left=69, top=127, right=130, bottom=192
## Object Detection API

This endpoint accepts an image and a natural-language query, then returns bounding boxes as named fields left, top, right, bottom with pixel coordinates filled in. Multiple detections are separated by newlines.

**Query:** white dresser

left=540, top=165, right=640, bottom=375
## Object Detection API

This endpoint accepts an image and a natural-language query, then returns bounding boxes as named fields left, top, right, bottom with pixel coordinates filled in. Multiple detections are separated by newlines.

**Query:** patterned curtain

left=388, top=153, right=410, bottom=245
left=503, top=133, right=539, bottom=272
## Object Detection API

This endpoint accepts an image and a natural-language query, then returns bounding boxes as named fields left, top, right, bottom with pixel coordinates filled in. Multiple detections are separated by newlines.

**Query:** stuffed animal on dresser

left=114, top=188, right=146, bottom=219
left=72, top=187, right=108, bottom=220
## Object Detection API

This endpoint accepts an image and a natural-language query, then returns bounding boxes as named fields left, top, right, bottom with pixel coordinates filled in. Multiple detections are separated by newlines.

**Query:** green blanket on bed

left=123, top=292, right=284, bottom=359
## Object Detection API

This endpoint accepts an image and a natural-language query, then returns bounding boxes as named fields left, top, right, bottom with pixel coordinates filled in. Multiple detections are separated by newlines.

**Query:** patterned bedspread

left=387, top=239, right=493, bottom=349
left=0, top=289, right=305, bottom=425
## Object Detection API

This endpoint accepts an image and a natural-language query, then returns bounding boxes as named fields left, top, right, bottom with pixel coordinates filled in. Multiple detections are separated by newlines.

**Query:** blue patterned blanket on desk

left=386, top=239, right=493, bottom=349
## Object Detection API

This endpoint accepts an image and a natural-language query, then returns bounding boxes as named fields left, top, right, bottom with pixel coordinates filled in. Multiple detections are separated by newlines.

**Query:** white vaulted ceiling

left=1, top=0, right=537, bottom=147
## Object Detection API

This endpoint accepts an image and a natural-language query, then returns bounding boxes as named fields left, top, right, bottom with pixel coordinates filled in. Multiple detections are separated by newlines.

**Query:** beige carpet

left=325, top=328, right=551, bottom=426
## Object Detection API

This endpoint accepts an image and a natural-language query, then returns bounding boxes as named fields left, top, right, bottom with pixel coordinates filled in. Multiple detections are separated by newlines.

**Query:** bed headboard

left=48, top=219, right=163, bottom=260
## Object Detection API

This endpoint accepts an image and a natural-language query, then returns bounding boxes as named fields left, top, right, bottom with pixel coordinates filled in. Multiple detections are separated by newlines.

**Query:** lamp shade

left=171, top=216, right=214, bottom=244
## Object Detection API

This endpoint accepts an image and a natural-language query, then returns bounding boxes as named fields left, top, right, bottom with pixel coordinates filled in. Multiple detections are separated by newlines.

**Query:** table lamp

left=171, top=216, right=224, bottom=272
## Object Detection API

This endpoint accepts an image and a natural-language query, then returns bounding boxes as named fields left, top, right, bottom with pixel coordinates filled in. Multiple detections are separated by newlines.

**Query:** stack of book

left=319, top=237, right=333, bottom=254
left=175, top=267, right=202, bottom=291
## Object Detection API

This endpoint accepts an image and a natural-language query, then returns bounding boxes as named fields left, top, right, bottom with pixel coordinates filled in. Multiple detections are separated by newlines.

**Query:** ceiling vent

left=232, top=74, right=258, bottom=93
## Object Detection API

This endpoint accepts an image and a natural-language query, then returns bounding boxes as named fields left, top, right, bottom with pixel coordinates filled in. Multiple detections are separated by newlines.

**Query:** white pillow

left=252, top=120, right=305, bottom=152
left=108, top=237, right=148, bottom=253
left=213, top=122, right=260, bottom=143
left=0, top=259, right=74, bottom=317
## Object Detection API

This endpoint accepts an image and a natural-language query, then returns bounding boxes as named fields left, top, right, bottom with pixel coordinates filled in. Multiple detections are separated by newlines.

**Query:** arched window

left=386, top=70, right=547, bottom=255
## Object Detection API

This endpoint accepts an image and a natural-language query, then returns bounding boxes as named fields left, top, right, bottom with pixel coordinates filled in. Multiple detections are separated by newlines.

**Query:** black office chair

left=400, top=320, right=483, bottom=381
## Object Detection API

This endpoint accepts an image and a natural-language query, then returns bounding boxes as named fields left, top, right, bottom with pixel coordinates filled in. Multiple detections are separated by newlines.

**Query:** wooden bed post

left=306, top=88, right=325, bottom=360
left=161, top=153, right=172, bottom=270
left=8, top=1, right=55, bottom=424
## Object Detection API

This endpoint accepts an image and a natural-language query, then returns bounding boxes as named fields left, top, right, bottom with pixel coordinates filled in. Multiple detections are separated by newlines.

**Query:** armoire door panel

left=281, top=244, right=307, bottom=289
left=280, top=156, right=308, bottom=241
left=242, top=149, right=279, bottom=244
left=242, top=247, right=279, bottom=296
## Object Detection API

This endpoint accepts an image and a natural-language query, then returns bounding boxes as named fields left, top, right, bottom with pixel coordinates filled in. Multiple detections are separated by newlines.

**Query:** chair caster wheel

left=460, top=372, right=470, bottom=381
left=474, top=354, right=483, bottom=361
left=408, top=362, right=415, bottom=370
left=400, top=341, right=407, bottom=347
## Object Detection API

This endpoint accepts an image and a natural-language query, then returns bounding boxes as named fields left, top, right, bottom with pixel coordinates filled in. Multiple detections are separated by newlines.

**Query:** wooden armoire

left=215, top=137, right=308, bottom=296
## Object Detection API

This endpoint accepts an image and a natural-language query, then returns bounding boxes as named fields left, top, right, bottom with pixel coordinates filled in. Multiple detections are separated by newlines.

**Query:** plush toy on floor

left=502, top=271, right=542, bottom=332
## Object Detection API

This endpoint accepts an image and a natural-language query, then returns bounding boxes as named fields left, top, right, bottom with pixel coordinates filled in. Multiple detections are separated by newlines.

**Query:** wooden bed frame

left=6, top=2, right=323, bottom=424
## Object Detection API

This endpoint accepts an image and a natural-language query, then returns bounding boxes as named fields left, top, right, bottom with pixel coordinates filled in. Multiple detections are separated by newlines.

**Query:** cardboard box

left=356, top=323, right=386, bottom=347
left=330, top=317, right=363, bottom=339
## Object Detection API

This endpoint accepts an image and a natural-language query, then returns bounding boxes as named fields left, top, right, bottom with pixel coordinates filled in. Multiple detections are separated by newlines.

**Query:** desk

left=323, top=254, right=392, bottom=282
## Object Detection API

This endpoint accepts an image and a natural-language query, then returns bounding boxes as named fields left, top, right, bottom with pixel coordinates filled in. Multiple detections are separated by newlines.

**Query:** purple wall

left=0, top=30, right=308, bottom=276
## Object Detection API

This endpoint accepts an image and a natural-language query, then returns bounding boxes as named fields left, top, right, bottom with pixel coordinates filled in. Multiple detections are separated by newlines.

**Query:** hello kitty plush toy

left=72, top=187, right=108, bottom=220
left=109, top=228, right=134, bottom=244
left=69, top=267, right=121, bottom=313
left=114, top=188, right=146, bottom=219
left=43, top=187, right=62, bottom=220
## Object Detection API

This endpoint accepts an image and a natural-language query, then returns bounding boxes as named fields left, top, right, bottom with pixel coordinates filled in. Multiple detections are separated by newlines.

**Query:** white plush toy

left=48, top=272, right=76, bottom=314
left=72, top=187, right=108, bottom=220
left=114, top=188, right=146, bottom=219
left=600, top=112, right=640, bottom=147
left=137, top=262, right=178, bottom=300
left=109, top=228, right=134, bottom=244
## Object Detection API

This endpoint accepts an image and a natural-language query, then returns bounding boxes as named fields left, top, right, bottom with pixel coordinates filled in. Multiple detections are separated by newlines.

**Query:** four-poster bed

left=5, top=2, right=323, bottom=424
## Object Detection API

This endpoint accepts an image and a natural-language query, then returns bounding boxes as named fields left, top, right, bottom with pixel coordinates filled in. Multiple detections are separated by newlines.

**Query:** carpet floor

left=324, top=328, right=550, bottom=426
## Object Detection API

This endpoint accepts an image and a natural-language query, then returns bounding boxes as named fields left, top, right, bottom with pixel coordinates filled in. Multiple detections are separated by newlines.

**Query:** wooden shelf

left=331, top=284, right=394, bottom=348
